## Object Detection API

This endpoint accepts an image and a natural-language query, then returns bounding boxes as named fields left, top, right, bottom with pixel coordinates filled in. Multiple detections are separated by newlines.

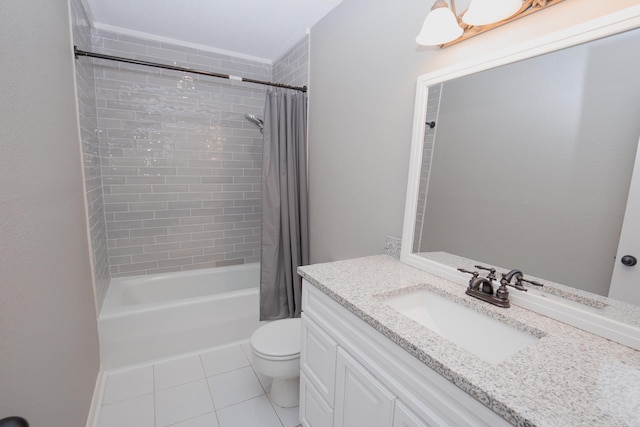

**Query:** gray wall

left=91, top=30, right=270, bottom=277
left=274, top=35, right=309, bottom=88
left=308, top=0, right=431, bottom=262
left=420, top=29, right=640, bottom=295
left=86, top=30, right=309, bottom=278
left=0, top=0, right=100, bottom=425
left=307, top=0, right=639, bottom=264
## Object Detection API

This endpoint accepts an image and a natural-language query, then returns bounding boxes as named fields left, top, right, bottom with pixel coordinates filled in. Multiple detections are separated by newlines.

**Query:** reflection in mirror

left=412, top=28, right=640, bottom=302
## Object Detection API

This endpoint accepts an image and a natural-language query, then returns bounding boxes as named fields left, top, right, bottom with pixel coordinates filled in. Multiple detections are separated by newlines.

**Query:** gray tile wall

left=71, top=0, right=111, bottom=308
left=413, top=84, right=442, bottom=252
left=273, top=35, right=309, bottom=87
left=91, top=30, right=271, bottom=276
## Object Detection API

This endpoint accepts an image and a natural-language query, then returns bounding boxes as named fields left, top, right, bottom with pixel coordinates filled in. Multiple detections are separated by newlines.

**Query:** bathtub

left=98, top=263, right=262, bottom=369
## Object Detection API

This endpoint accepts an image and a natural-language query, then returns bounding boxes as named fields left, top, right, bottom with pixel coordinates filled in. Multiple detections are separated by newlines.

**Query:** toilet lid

left=251, top=318, right=301, bottom=358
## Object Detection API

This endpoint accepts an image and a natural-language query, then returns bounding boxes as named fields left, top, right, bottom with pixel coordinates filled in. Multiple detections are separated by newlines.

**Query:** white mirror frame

left=401, top=5, right=640, bottom=351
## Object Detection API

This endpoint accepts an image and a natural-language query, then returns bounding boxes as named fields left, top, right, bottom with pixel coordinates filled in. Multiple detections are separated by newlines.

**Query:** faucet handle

left=457, top=268, right=478, bottom=277
left=521, top=277, right=544, bottom=287
left=475, top=265, right=496, bottom=280
left=500, top=272, right=527, bottom=291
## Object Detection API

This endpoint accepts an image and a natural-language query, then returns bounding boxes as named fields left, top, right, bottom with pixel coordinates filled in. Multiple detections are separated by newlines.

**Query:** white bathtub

left=98, top=263, right=262, bottom=369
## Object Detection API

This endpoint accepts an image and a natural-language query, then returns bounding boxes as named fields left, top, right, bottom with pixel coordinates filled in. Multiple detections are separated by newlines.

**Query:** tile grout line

left=243, top=341, right=300, bottom=427
left=152, top=364, right=157, bottom=427
left=242, top=343, right=287, bottom=427
left=199, top=352, right=223, bottom=427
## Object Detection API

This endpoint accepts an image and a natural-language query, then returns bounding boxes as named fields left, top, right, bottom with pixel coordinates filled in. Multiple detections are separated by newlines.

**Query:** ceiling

left=83, top=0, right=344, bottom=63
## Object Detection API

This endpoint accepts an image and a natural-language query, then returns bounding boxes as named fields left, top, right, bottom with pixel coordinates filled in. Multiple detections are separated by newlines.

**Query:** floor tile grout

left=198, top=353, right=222, bottom=427
left=98, top=343, right=299, bottom=427
left=152, top=365, right=157, bottom=427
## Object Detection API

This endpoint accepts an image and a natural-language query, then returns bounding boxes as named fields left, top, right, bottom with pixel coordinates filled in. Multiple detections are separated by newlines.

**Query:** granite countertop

left=298, top=255, right=640, bottom=427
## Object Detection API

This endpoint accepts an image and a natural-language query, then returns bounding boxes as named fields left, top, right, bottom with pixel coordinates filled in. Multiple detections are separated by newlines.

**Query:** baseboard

left=85, top=366, right=106, bottom=427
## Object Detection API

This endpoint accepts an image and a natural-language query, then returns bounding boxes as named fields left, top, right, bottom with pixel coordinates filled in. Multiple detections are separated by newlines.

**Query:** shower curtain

left=259, top=90, right=309, bottom=320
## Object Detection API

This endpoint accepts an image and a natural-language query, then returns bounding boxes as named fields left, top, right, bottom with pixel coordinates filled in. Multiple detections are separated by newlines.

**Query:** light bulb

left=416, top=2, right=463, bottom=46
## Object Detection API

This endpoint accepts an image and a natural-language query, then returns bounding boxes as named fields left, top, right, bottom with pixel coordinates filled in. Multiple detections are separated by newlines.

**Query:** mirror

left=402, top=11, right=640, bottom=349
left=414, top=27, right=640, bottom=297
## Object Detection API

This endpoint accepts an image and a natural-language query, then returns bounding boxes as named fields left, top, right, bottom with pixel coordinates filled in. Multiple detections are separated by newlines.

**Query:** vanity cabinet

left=334, top=348, right=395, bottom=427
left=300, top=279, right=511, bottom=427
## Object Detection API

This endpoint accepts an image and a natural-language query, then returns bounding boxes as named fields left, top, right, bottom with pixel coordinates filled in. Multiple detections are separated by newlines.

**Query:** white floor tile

left=98, top=394, right=154, bottom=427
left=271, top=399, right=300, bottom=427
left=168, top=411, right=219, bottom=427
left=216, top=395, right=282, bottom=427
left=102, top=365, right=154, bottom=405
left=207, top=366, right=264, bottom=409
left=240, top=342, right=252, bottom=359
left=155, top=354, right=205, bottom=391
left=241, top=343, right=272, bottom=392
left=155, top=379, right=214, bottom=427
left=200, top=345, right=250, bottom=377
left=253, top=366, right=273, bottom=392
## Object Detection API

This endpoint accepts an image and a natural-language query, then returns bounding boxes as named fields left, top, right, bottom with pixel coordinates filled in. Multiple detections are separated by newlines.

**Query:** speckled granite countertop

left=298, top=255, right=640, bottom=427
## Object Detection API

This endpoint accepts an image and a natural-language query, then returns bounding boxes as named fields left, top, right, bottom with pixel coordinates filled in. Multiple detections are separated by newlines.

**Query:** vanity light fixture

left=415, top=1, right=463, bottom=46
left=463, top=0, right=522, bottom=26
left=416, top=0, right=567, bottom=48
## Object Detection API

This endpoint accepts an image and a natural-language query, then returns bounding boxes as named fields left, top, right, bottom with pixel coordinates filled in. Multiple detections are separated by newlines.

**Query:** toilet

left=250, top=318, right=302, bottom=408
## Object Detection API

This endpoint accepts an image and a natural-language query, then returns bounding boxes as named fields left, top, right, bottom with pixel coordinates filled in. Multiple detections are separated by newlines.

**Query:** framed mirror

left=401, top=7, right=640, bottom=349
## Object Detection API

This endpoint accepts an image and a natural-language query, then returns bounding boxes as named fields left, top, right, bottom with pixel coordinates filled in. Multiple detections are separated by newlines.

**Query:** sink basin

left=385, top=289, right=539, bottom=364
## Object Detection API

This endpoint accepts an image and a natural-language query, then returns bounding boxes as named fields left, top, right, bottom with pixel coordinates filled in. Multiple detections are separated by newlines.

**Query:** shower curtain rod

left=74, top=46, right=307, bottom=93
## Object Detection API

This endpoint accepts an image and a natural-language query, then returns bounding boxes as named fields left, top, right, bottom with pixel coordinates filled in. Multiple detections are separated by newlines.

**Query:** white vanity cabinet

left=300, top=279, right=512, bottom=427
left=393, top=401, right=431, bottom=427
left=334, top=348, right=395, bottom=427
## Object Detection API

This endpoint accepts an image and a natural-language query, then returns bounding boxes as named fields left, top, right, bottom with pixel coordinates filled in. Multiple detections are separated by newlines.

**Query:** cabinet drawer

left=301, top=371, right=334, bottom=427
left=301, top=313, right=338, bottom=405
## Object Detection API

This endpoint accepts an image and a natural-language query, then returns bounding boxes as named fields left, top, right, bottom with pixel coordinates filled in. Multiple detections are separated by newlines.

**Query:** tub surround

left=99, top=263, right=261, bottom=368
left=298, top=255, right=640, bottom=426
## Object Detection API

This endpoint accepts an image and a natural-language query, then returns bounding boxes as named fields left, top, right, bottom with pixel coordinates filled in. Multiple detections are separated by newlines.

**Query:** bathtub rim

left=100, top=262, right=260, bottom=320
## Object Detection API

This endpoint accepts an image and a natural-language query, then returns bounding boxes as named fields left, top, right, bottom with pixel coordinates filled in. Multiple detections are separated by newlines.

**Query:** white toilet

left=250, top=318, right=302, bottom=408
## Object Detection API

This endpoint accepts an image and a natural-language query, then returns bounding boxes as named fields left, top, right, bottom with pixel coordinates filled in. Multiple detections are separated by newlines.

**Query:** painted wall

left=307, top=0, right=640, bottom=263
left=0, top=0, right=100, bottom=425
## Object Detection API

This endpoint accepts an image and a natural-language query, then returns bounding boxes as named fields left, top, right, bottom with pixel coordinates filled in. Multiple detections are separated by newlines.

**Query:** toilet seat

left=250, top=318, right=301, bottom=359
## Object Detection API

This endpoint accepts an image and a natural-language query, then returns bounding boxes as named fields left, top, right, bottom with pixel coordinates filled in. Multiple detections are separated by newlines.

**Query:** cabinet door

left=300, top=372, right=334, bottom=427
left=393, top=400, right=431, bottom=427
left=334, top=348, right=395, bottom=427
left=301, top=313, right=338, bottom=405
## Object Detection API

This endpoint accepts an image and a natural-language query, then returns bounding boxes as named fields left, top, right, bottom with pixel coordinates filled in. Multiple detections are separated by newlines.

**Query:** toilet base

left=269, top=376, right=300, bottom=408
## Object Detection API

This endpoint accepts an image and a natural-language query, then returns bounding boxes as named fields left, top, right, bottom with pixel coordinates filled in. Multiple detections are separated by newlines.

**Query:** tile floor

left=97, top=341, right=301, bottom=427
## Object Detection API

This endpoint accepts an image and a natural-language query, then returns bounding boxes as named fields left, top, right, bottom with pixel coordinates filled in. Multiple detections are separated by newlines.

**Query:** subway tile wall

left=71, top=0, right=111, bottom=308
left=89, top=30, right=309, bottom=277
left=413, top=84, right=442, bottom=252
left=91, top=30, right=269, bottom=276
left=273, top=35, right=309, bottom=88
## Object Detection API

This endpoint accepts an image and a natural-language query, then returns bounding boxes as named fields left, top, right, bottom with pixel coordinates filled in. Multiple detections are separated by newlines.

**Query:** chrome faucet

left=458, top=266, right=510, bottom=308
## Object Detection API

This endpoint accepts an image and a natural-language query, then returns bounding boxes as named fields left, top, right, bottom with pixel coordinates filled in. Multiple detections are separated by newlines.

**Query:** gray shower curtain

left=259, top=90, right=309, bottom=320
